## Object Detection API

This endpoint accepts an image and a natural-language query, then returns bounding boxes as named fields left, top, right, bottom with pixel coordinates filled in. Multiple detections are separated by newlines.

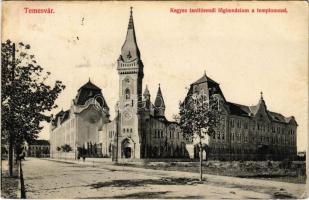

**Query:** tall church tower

left=116, top=7, right=144, bottom=159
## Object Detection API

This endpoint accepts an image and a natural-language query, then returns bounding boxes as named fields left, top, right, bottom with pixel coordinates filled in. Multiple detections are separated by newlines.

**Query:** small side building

left=26, top=140, right=50, bottom=157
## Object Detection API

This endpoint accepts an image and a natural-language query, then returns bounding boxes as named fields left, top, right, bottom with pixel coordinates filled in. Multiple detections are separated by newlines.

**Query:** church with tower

left=50, top=8, right=297, bottom=161
left=100, top=7, right=187, bottom=159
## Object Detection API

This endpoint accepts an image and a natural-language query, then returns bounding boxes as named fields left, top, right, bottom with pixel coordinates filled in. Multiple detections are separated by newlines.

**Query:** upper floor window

left=244, top=123, right=248, bottom=129
left=230, top=119, right=234, bottom=128
left=237, top=121, right=241, bottom=128
left=272, top=126, right=275, bottom=133
left=125, top=88, right=130, bottom=99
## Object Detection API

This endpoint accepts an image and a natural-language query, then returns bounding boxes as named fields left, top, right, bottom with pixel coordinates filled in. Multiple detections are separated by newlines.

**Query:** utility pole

left=8, top=43, right=16, bottom=177
left=115, top=109, right=119, bottom=163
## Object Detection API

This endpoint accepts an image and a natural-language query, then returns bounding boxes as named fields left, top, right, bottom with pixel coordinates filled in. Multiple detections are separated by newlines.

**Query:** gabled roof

left=53, top=109, right=70, bottom=126
left=249, top=105, right=258, bottom=115
left=186, top=73, right=297, bottom=125
left=150, top=115, right=178, bottom=125
left=227, top=102, right=251, bottom=117
left=74, top=80, right=109, bottom=109
left=78, top=80, right=101, bottom=91
left=228, top=102, right=296, bottom=125
left=268, top=111, right=288, bottom=123
left=191, top=73, right=219, bottom=86
left=185, top=73, right=226, bottom=103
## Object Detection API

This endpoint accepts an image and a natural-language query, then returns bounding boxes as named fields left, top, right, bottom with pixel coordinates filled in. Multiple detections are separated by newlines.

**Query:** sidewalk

left=1, top=160, right=20, bottom=199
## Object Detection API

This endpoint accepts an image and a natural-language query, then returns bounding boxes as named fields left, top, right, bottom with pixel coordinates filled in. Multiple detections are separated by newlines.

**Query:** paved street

left=22, top=158, right=307, bottom=199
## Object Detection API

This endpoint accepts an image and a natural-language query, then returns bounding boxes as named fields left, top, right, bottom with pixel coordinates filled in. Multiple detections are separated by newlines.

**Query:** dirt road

left=22, top=158, right=307, bottom=199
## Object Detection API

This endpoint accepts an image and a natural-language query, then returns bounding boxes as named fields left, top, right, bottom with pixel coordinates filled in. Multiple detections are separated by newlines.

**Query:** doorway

left=121, top=138, right=133, bottom=159
left=123, top=147, right=131, bottom=158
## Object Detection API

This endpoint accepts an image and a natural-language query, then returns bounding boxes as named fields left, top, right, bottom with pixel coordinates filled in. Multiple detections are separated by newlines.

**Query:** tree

left=61, top=144, right=72, bottom=152
left=60, top=144, right=72, bottom=160
left=179, top=92, right=220, bottom=181
left=1, top=40, right=65, bottom=176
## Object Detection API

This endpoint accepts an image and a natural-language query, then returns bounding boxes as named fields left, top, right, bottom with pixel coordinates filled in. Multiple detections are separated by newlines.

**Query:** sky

left=2, top=1, right=308, bottom=151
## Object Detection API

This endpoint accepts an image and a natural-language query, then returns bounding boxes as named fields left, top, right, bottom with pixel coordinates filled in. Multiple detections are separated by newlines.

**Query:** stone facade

left=186, top=73, right=298, bottom=161
left=49, top=81, right=110, bottom=159
left=50, top=8, right=297, bottom=161
left=101, top=9, right=187, bottom=159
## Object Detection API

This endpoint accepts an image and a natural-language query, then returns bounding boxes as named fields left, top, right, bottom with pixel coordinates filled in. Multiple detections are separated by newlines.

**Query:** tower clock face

left=123, top=111, right=132, bottom=121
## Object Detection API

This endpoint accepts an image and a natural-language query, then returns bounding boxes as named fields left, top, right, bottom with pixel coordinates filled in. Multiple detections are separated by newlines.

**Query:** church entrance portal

left=123, top=147, right=131, bottom=158
left=121, top=138, right=134, bottom=159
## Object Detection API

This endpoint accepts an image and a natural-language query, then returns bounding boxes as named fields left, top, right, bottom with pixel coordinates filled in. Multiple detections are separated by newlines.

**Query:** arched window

left=125, top=88, right=130, bottom=99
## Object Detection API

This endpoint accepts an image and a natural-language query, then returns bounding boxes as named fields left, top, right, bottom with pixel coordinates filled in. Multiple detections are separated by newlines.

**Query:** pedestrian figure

left=83, top=156, right=85, bottom=162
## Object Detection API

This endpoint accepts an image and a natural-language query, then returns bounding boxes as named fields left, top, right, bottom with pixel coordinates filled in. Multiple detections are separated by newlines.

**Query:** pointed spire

left=259, top=91, right=265, bottom=104
left=120, top=7, right=140, bottom=62
left=154, top=84, right=165, bottom=108
left=157, top=83, right=162, bottom=95
left=128, top=7, right=134, bottom=29
left=143, top=84, right=150, bottom=96
left=256, top=91, right=267, bottom=112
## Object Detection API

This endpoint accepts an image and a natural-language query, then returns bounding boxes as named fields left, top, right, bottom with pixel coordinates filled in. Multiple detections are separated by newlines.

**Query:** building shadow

left=87, top=177, right=200, bottom=189
left=83, top=191, right=203, bottom=199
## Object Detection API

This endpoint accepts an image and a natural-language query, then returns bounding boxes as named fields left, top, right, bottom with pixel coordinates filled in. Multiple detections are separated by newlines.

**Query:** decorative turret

left=154, top=84, right=165, bottom=116
left=142, top=85, right=151, bottom=110
left=143, top=85, right=150, bottom=100
left=259, top=91, right=265, bottom=103
left=257, top=91, right=267, bottom=111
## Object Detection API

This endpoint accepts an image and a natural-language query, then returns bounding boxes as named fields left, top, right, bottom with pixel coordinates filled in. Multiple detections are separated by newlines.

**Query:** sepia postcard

left=1, top=1, right=308, bottom=199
